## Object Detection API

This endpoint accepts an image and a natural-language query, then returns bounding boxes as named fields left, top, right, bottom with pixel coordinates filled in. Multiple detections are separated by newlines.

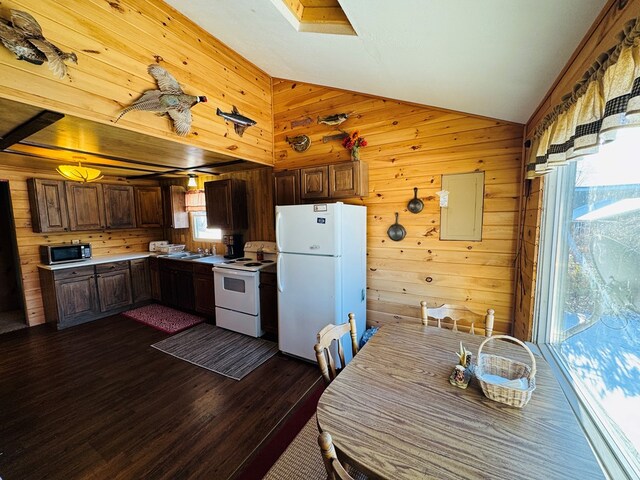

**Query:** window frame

left=534, top=163, right=640, bottom=480
left=190, top=211, right=222, bottom=242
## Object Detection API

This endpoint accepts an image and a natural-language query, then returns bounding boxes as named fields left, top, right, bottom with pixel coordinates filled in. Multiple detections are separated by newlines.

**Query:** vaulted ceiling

left=166, top=0, right=607, bottom=123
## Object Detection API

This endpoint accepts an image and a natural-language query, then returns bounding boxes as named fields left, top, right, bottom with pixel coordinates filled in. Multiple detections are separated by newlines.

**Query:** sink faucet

left=197, top=247, right=204, bottom=254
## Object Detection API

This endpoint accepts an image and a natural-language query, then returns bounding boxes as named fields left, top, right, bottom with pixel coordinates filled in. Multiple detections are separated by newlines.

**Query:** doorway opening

left=0, top=181, right=26, bottom=334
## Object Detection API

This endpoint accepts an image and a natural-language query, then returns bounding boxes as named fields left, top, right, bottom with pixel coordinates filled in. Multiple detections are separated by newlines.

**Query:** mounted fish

left=116, top=64, right=207, bottom=137
left=0, top=10, right=77, bottom=78
left=216, top=106, right=256, bottom=137
left=286, top=134, right=311, bottom=152
left=317, top=113, right=349, bottom=126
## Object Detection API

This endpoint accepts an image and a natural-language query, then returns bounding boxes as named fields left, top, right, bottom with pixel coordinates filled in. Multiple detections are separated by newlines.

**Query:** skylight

left=270, top=0, right=356, bottom=35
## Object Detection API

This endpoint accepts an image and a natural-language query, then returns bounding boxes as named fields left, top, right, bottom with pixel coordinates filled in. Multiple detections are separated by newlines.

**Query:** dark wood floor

left=0, top=316, right=320, bottom=480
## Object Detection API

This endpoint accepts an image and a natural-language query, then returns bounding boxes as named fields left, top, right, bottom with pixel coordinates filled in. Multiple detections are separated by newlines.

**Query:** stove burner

left=244, top=262, right=263, bottom=267
left=224, top=260, right=236, bottom=264
left=261, top=260, right=274, bottom=263
left=236, top=257, right=252, bottom=261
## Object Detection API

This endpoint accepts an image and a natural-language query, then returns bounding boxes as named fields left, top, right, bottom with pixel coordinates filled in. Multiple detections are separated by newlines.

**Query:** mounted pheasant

left=0, top=9, right=77, bottom=79
left=116, top=64, right=207, bottom=137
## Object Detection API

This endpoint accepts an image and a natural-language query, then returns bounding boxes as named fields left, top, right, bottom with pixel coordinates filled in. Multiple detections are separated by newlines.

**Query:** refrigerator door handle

left=277, top=254, right=284, bottom=292
left=275, top=211, right=283, bottom=253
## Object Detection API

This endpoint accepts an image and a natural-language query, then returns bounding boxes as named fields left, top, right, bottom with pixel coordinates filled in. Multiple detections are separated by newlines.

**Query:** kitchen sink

left=180, top=254, right=206, bottom=260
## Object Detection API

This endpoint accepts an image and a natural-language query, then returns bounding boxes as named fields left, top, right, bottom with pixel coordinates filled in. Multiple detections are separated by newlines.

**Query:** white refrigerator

left=276, top=202, right=366, bottom=363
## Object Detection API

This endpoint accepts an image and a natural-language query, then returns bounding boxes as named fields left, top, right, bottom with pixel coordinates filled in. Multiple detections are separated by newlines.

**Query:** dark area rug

left=152, top=323, right=279, bottom=380
left=122, top=303, right=204, bottom=334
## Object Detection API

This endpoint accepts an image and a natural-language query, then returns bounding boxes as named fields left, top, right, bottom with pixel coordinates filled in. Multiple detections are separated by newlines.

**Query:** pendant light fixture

left=56, top=158, right=103, bottom=183
left=185, top=173, right=206, bottom=211
left=187, top=173, right=198, bottom=188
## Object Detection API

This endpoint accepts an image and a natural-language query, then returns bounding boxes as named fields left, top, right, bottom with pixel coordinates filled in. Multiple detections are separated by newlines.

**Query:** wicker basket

left=475, top=335, right=536, bottom=408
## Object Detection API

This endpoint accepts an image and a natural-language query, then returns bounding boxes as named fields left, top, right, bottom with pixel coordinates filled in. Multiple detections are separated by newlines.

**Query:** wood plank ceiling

left=0, top=97, right=262, bottom=180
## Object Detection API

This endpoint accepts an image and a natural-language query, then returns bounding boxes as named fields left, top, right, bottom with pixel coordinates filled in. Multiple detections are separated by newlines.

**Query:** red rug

left=122, top=304, right=205, bottom=334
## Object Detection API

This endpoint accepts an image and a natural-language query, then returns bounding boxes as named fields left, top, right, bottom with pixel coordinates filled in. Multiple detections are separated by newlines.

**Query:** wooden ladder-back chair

left=314, top=313, right=358, bottom=384
left=318, top=432, right=360, bottom=480
left=420, top=301, right=495, bottom=337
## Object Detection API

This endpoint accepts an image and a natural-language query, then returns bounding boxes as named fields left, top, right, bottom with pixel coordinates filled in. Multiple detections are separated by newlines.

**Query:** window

left=536, top=128, right=640, bottom=479
left=191, top=212, right=221, bottom=242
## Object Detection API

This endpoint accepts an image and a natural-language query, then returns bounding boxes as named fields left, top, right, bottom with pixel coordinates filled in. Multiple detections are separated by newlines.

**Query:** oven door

left=213, top=267, right=259, bottom=315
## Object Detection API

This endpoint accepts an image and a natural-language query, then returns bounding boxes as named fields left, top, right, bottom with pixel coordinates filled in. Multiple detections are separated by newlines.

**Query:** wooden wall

left=165, top=167, right=276, bottom=253
left=0, top=153, right=162, bottom=326
left=514, top=0, right=639, bottom=340
left=272, top=80, right=524, bottom=335
left=0, top=0, right=273, bottom=165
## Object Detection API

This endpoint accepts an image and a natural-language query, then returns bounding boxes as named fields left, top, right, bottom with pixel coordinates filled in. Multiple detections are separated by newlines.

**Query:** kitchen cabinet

left=66, top=182, right=106, bottom=231
left=300, top=166, right=329, bottom=200
left=158, top=259, right=195, bottom=311
left=288, top=160, right=368, bottom=202
left=27, top=178, right=70, bottom=233
left=204, top=179, right=248, bottom=230
left=149, top=256, right=161, bottom=301
left=329, top=161, right=369, bottom=198
left=103, top=184, right=136, bottom=229
left=259, top=271, right=278, bottom=336
left=163, top=185, right=189, bottom=229
left=130, top=258, right=152, bottom=302
left=39, top=259, right=152, bottom=329
left=193, top=263, right=215, bottom=317
left=274, top=170, right=301, bottom=206
left=96, top=262, right=133, bottom=312
left=39, top=265, right=100, bottom=329
left=135, top=186, right=163, bottom=228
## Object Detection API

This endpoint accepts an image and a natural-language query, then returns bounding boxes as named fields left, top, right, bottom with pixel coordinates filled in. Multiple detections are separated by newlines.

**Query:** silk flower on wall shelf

left=342, top=130, right=367, bottom=161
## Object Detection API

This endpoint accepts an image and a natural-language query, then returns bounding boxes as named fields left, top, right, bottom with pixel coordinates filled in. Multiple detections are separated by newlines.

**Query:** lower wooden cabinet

left=149, top=256, right=161, bottom=301
left=96, top=262, right=132, bottom=312
left=193, top=263, right=215, bottom=317
left=158, top=259, right=195, bottom=312
left=260, top=271, right=278, bottom=336
left=38, top=265, right=98, bottom=328
left=131, top=258, right=152, bottom=302
left=39, top=259, right=151, bottom=329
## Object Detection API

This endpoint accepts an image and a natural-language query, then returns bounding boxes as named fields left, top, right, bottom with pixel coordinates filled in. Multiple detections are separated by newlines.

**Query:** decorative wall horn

left=286, top=134, right=311, bottom=152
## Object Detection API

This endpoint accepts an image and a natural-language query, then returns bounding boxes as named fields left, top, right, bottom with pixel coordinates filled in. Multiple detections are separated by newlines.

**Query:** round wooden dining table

left=316, top=323, right=604, bottom=480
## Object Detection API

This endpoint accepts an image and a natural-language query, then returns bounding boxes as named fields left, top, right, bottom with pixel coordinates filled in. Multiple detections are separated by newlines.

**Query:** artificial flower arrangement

left=341, top=130, right=368, bottom=160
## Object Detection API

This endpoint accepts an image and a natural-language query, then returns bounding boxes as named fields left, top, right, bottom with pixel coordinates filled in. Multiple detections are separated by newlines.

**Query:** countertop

left=38, top=252, right=229, bottom=270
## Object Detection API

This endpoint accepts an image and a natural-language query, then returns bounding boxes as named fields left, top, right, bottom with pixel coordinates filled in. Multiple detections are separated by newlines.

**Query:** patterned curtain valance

left=526, top=17, right=640, bottom=178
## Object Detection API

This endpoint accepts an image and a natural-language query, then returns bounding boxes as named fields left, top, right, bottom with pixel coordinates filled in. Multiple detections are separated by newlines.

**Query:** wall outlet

left=71, top=239, right=80, bottom=244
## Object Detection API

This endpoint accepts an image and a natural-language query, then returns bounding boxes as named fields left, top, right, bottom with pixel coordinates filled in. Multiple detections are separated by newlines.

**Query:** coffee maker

left=222, top=234, right=243, bottom=259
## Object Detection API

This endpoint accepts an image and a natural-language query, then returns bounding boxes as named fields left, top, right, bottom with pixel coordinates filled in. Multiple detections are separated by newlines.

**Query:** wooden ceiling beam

left=0, top=111, right=65, bottom=151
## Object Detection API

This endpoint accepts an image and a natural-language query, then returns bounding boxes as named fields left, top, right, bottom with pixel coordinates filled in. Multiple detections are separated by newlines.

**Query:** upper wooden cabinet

left=103, top=184, right=136, bottom=229
left=329, top=161, right=369, bottom=198
left=296, top=161, right=369, bottom=202
left=163, top=185, right=189, bottom=229
left=66, top=182, right=106, bottom=231
left=204, top=179, right=248, bottom=230
left=28, top=179, right=164, bottom=233
left=301, top=166, right=329, bottom=200
left=27, top=178, right=69, bottom=233
left=274, top=170, right=301, bottom=206
left=134, top=186, right=163, bottom=228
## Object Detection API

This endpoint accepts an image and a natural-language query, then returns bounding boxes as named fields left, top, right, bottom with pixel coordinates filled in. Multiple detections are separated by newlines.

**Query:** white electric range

left=213, top=241, right=277, bottom=337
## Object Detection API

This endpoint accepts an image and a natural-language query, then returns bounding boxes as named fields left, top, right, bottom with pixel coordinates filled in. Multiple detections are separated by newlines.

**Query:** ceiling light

left=187, top=174, right=198, bottom=188
left=56, top=161, right=103, bottom=183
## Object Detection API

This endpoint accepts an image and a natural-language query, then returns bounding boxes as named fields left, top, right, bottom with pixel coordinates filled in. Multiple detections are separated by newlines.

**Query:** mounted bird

left=0, top=9, right=77, bottom=78
left=116, top=64, right=207, bottom=137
